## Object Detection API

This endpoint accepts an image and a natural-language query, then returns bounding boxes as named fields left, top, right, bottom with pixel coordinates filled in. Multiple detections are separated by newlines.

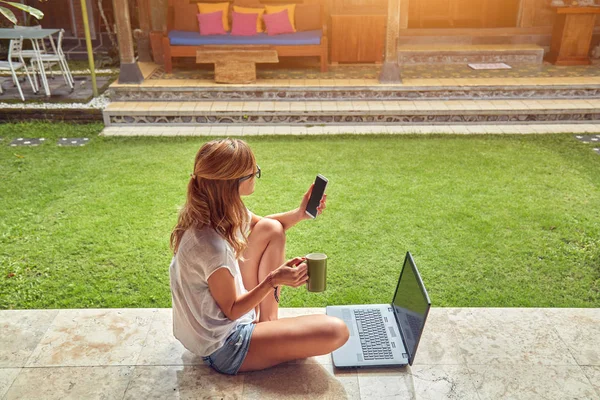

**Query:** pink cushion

left=197, top=11, right=226, bottom=35
left=263, top=9, right=294, bottom=36
left=231, top=11, right=258, bottom=36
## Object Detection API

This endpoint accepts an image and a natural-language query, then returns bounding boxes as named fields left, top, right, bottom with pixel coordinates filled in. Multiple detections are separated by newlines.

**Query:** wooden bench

left=150, top=0, right=329, bottom=74
left=196, top=46, right=279, bottom=84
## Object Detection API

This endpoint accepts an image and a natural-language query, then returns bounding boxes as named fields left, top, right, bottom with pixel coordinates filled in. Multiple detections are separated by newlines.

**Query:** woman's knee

left=329, top=317, right=350, bottom=347
left=317, top=316, right=350, bottom=348
left=255, top=218, right=285, bottom=241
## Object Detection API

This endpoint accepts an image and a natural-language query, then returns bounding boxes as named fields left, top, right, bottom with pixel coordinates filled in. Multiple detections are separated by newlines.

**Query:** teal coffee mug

left=306, top=253, right=327, bottom=292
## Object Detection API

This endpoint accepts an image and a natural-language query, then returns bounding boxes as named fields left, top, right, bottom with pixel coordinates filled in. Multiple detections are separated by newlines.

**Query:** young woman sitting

left=169, top=138, right=349, bottom=375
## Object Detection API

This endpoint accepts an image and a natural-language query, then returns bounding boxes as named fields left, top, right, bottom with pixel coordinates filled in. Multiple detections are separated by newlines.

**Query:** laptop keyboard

left=354, top=309, right=394, bottom=360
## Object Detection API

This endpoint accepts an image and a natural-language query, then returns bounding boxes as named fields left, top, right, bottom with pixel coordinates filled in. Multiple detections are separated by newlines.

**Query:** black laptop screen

left=391, top=253, right=430, bottom=364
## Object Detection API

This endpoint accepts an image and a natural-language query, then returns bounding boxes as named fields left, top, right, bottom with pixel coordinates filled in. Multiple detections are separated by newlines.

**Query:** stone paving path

left=1, top=307, right=599, bottom=399
left=8, top=138, right=90, bottom=147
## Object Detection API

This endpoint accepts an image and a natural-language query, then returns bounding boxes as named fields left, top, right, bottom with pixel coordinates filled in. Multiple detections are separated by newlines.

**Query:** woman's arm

left=207, top=257, right=307, bottom=321
left=252, top=184, right=327, bottom=232
left=249, top=212, right=262, bottom=231
left=251, top=209, right=304, bottom=232
left=264, top=209, right=305, bottom=231
left=208, top=267, right=274, bottom=321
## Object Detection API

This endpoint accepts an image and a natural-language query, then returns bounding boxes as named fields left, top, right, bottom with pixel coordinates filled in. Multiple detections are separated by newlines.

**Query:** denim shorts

left=202, top=323, right=255, bottom=375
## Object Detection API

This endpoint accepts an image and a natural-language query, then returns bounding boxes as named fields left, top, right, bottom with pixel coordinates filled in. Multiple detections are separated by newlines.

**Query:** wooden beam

left=150, top=0, right=168, bottom=32
left=518, top=0, right=535, bottom=28
left=113, top=0, right=144, bottom=83
left=400, top=0, right=409, bottom=29
left=379, top=0, right=402, bottom=83
left=135, top=0, right=152, bottom=62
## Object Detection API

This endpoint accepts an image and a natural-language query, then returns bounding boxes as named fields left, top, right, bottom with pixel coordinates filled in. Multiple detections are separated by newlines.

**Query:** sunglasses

left=239, top=165, right=261, bottom=183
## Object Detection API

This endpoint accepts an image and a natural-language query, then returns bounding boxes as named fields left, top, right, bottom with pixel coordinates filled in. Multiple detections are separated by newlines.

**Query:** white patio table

left=0, top=28, right=60, bottom=96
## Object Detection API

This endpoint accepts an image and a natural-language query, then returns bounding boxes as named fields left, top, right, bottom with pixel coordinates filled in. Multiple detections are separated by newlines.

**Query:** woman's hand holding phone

left=299, top=176, right=328, bottom=221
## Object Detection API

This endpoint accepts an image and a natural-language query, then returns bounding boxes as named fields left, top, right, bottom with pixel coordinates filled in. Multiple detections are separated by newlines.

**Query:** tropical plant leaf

left=0, top=5, right=17, bottom=24
left=1, top=1, right=44, bottom=19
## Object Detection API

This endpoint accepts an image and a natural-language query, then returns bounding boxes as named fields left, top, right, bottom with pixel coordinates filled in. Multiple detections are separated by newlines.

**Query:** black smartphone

left=305, top=174, right=328, bottom=219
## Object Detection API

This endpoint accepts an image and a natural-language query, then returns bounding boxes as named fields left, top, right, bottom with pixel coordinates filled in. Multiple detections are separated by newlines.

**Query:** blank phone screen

left=306, top=175, right=327, bottom=217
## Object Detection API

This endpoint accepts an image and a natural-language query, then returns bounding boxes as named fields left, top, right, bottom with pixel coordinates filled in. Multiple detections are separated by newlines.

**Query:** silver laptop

left=326, top=252, right=431, bottom=368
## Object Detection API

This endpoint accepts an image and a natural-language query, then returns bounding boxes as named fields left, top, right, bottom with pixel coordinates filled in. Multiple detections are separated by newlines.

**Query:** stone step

left=109, top=80, right=600, bottom=102
left=397, top=44, right=544, bottom=65
left=103, top=99, right=600, bottom=127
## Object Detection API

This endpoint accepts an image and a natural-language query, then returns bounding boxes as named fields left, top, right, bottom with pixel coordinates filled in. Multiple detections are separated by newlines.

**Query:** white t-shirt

left=169, top=225, right=255, bottom=356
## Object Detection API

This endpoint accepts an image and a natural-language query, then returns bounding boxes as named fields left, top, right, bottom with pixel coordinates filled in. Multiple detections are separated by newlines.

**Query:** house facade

left=19, top=0, right=595, bottom=82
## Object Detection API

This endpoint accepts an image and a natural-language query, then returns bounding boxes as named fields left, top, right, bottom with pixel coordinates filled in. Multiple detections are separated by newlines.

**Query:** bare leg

left=239, top=315, right=350, bottom=372
left=239, top=218, right=286, bottom=322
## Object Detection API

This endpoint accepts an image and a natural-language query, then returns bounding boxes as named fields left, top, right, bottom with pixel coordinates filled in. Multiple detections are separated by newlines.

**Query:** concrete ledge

left=101, top=100, right=600, bottom=127
left=108, top=83, right=600, bottom=102
left=0, top=307, right=598, bottom=399
left=99, top=124, right=600, bottom=136
left=0, top=108, right=103, bottom=124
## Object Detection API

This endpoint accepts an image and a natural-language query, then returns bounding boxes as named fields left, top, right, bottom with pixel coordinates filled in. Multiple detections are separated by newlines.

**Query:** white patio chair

left=30, top=29, right=74, bottom=91
left=13, top=25, right=48, bottom=56
left=13, top=25, right=59, bottom=79
left=14, top=26, right=48, bottom=49
left=0, top=37, right=39, bottom=101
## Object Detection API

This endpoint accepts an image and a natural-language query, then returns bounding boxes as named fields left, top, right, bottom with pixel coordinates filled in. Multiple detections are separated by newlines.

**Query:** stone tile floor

left=115, top=62, right=600, bottom=89
left=105, top=99, right=600, bottom=113
left=0, top=75, right=113, bottom=103
left=122, top=75, right=600, bottom=89
left=1, top=307, right=599, bottom=399
left=147, top=59, right=600, bottom=81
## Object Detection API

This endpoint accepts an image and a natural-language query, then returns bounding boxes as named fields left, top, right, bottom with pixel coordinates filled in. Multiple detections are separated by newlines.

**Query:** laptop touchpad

left=342, top=309, right=356, bottom=336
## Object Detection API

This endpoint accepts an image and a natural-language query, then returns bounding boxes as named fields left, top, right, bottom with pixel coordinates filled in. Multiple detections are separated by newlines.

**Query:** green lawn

left=1, top=122, right=599, bottom=310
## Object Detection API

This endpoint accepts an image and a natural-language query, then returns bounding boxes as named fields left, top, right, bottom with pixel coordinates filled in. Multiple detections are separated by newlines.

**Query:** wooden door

left=485, top=0, right=520, bottom=27
left=418, top=0, right=453, bottom=28
left=408, top=0, right=520, bottom=28
left=330, top=14, right=386, bottom=62
left=357, top=15, right=386, bottom=62
left=453, top=0, right=486, bottom=28
left=329, top=0, right=386, bottom=15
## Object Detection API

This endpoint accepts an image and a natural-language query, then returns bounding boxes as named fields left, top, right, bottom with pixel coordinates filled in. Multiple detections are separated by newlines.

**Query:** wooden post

left=150, top=0, right=168, bottom=32
left=518, top=0, right=556, bottom=28
left=113, top=0, right=144, bottom=83
left=149, top=0, right=168, bottom=64
left=399, top=0, right=409, bottom=29
left=134, top=0, right=152, bottom=62
left=379, top=0, right=402, bottom=83
left=517, top=0, right=535, bottom=27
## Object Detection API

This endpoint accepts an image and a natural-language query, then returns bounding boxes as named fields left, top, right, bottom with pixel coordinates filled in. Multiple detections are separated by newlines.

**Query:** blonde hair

left=170, top=138, right=256, bottom=258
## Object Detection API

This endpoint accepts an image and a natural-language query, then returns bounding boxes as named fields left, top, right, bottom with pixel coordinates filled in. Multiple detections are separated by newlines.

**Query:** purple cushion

left=263, top=9, right=294, bottom=36
left=197, top=11, right=226, bottom=35
left=231, top=11, right=258, bottom=36
left=169, top=29, right=323, bottom=46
